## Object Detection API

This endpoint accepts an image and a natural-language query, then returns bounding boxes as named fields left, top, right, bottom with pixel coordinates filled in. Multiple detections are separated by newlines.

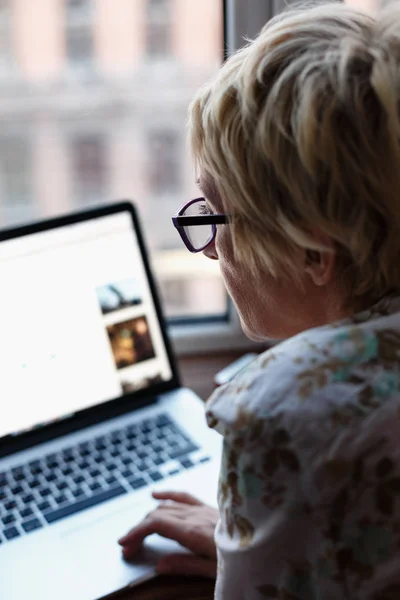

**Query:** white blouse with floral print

left=205, top=295, right=400, bottom=600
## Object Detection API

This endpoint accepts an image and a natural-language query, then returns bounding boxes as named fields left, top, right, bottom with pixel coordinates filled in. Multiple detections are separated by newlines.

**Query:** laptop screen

left=0, top=209, right=173, bottom=441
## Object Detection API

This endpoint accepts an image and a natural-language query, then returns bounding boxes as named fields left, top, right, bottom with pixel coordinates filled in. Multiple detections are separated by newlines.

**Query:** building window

left=0, top=0, right=13, bottom=73
left=0, top=136, right=34, bottom=223
left=66, top=0, right=92, bottom=19
left=65, top=0, right=93, bottom=70
left=160, top=279, right=189, bottom=314
left=70, top=134, right=107, bottom=205
left=146, top=0, right=172, bottom=58
left=148, top=130, right=180, bottom=195
left=0, top=0, right=225, bottom=324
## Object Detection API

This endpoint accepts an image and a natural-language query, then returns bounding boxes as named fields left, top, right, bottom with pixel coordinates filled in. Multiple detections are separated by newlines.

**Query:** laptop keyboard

left=0, top=413, right=210, bottom=544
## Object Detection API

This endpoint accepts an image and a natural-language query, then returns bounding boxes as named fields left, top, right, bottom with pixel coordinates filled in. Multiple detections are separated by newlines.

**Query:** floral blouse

left=205, top=295, right=400, bottom=600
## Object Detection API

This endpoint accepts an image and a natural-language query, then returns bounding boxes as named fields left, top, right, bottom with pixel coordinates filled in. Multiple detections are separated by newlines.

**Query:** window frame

left=170, top=0, right=274, bottom=356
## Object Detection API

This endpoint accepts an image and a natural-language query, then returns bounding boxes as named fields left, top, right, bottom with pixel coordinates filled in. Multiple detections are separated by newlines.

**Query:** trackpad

left=61, top=502, right=187, bottom=599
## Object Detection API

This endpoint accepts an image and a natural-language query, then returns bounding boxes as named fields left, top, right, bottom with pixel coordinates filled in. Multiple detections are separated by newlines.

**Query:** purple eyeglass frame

left=171, top=197, right=229, bottom=253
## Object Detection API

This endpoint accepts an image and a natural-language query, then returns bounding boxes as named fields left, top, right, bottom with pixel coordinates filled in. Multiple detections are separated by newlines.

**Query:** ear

left=304, top=238, right=336, bottom=287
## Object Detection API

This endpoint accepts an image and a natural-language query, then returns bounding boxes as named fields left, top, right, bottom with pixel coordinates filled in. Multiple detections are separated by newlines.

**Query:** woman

left=119, top=2, right=400, bottom=598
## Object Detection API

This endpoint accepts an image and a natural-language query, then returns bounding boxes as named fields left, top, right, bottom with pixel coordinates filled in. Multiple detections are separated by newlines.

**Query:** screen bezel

left=0, top=201, right=181, bottom=458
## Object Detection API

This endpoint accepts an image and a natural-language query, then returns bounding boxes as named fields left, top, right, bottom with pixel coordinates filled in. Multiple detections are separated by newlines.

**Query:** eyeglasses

left=172, top=197, right=229, bottom=253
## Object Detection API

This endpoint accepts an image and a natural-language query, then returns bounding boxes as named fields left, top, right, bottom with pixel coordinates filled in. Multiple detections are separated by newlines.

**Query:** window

left=70, top=134, right=107, bottom=205
left=0, top=0, right=13, bottom=74
left=148, top=130, right=180, bottom=195
left=160, top=279, right=188, bottom=314
left=66, top=0, right=92, bottom=19
left=146, top=0, right=172, bottom=58
left=65, top=0, right=94, bottom=70
left=0, top=0, right=259, bottom=354
left=0, top=136, right=34, bottom=223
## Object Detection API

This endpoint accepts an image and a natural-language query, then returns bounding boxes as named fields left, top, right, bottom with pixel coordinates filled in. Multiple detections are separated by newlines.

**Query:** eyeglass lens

left=182, top=199, right=213, bottom=250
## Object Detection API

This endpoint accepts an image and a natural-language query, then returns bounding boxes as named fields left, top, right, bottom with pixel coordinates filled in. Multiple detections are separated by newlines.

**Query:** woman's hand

left=118, top=490, right=219, bottom=578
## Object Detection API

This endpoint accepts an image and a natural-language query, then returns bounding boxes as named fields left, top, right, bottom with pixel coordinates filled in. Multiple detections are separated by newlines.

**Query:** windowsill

left=169, top=318, right=264, bottom=356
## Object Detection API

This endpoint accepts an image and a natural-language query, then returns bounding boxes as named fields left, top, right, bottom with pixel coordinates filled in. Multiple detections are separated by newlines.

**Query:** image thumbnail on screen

left=106, top=315, right=155, bottom=369
left=96, top=278, right=142, bottom=315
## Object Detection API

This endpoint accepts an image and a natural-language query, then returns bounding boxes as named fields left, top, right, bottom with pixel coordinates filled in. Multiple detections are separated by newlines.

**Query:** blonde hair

left=188, top=1, right=400, bottom=309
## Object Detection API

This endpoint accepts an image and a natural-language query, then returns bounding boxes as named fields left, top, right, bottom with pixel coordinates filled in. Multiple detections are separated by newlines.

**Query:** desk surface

left=111, top=576, right=215, bottom=600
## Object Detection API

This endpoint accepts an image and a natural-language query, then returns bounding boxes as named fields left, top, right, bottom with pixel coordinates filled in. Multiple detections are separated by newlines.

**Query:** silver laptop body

left=0, top=202, right=222, bottom=600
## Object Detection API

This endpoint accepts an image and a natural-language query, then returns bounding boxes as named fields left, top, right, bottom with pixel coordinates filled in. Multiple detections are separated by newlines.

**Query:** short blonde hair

left=188, top=1, right=400, bottom=309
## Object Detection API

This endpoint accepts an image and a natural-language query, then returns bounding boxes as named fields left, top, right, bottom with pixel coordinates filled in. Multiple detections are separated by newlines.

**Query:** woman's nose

left=203, top=239, right=218, bottom=260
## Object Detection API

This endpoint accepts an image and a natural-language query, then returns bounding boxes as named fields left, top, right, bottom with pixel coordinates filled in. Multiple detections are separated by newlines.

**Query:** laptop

left=0, top=202, right=222, bottom=600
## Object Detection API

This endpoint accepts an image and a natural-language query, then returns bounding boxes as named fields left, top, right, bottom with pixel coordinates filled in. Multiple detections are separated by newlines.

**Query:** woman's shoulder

left=205, top=304, right=400, bottom=440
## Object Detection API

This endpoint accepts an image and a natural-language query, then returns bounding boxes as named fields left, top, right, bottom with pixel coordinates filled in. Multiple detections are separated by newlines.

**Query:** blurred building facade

left=0, top=0, right=225, bottom=317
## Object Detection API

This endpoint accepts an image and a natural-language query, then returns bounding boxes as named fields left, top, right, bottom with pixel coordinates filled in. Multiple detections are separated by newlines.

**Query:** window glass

left=0, top=134, right=34, bottom=226
left=146, top=0, right=172, bottom=58
left=65, top=0, right=94, bottom=70
left=70, top=134, right=108, bottom=204
left=148, top=130, right=180, bottom=195
left=0, top=0, right=226, bottom=320
left=0, top=0, right=13, bottom=74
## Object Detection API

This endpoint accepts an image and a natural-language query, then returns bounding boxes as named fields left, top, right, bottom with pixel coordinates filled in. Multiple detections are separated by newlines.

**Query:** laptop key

left=89, top=482, right=101, bottom=492
left=44, top=485, right=127, bottom=524
left=2, top=514, right=16, bottom=525
left=5, top=500, right=17, bottom=510
left=37, top=501, right=51, bottom=512
left=4, top=526, right=20, bottom=540
left=30, top=466, right=43, bottom=475
left=21, top=494, right=35, bottom=505
left=105, top=475, right=117, bottom=485
left=155, top=414, right=171, bottom=427
left=169, top=444, right=199, bottom=460
left=180, top=459, right=194, bottom=469
left=149, top=471, right=163, bottom=482
left=22, top=518, right=42, bottom=534
left=105, top=462, right=117, bottom=471
left=93, top=454, right=105, bottom=464
left=54, top=495, right=68, bottom=505
left=121, top=468, right=133, bottom=479
left=95, top=440, right=106, bottom=451
left=28, top=479, right=41, bottom=489
left=12, top=466, right=25, bottom=477
left=128, top=477, right=147, bottom=490
left=168, top=468, right=181, bottom=476
left=73, top=475, right=85, bottom=485
left=20, top=507, right=34, bottom=518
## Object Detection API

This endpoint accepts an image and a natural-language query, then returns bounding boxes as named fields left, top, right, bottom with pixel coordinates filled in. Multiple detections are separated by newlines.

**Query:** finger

left=152, top=491, right=203, bottom=506
left=119, top=515, right=192, bottom=555
left=157, top=554, right=217, bottom=579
